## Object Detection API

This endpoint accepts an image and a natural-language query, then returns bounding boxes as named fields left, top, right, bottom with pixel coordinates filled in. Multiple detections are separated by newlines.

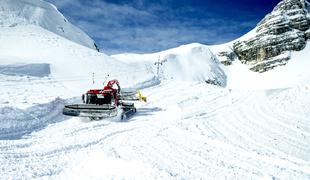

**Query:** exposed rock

left=217, top=51, right=237, bottom=66
left=250, top=52, right=291, bottom=72
left=233, top=0, right=310, bottom=72
left=306, top=29, right=310, bottom=38
left=210, top=46, right=237, bottom=66
left=205, top=78, right=223, bottom=86
left=94, top=43, right=100, bottom=52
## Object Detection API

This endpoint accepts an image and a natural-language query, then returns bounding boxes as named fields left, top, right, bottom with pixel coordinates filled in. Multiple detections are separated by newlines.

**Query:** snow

left=0, top=63, right=50, bottom=77
left=1, top=81, right=310, bottom=179
left=0, top=0, right=310, bottom=179
left=0, top=0, right=96, bottom=50
left=113, top=40, right=310, bottom=90
left=226, top=43, right=310, bottom=89
left=113, top=43, right=227, bottom=86
left=0, top=25, right=154, bottom=108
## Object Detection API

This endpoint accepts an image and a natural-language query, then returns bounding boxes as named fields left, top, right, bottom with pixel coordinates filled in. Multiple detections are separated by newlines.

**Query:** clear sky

left=46, top=0, right=282, bottom=54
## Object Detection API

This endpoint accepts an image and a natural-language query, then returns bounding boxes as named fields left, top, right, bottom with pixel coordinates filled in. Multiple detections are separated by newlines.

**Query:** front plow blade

left=63, top=104, right=117, bottom=118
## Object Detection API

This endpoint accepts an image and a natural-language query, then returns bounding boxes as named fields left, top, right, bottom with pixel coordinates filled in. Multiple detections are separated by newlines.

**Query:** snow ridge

left=113, top=43, right=227, bottom=86
left=0, top=0, right=97, bottom=50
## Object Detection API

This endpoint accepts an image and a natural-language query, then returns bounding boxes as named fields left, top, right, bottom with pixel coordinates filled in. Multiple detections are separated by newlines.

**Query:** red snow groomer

left=63, top=79, right=146, bottom=120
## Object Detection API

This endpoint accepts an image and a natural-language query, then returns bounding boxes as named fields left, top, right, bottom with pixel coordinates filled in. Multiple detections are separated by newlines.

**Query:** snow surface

left=0, top=0, right=97, bottom=50
left=112, top=43, right=227, bottom=86
left=114, top=41, right=310, bottom=90
left=1, top=0, right=310, bottom=179
left=0, top=63, right=50, bottom=77
left=226, top=43, right=310, bottom=89
left=1, top=81, right=310, bottom=179
left=0, top=25, right=154, bottom=108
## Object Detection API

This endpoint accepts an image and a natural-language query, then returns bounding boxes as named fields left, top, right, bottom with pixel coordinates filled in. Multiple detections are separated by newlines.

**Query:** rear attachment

left=120, top=102, right=137, bottom=120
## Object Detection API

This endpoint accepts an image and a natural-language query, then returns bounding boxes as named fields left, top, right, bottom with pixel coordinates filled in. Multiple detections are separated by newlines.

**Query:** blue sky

left=46, top=0, right=282, bottom=54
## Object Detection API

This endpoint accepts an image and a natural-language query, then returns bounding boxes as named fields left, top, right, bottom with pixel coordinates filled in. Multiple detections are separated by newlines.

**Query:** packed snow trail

left=0, top=81, right=309, bottom=179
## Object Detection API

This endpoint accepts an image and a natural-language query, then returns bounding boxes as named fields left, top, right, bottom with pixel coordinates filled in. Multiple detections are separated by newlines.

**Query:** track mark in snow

left=1, top=81, right=310, bottom=179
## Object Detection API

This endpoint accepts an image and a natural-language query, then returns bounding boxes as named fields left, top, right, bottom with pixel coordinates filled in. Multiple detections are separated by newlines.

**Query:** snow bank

left=0, top=0, right=97, bottom=50
left=0, top=98, right=73, bottom=140
left=0, top=63, right=50, bottom=77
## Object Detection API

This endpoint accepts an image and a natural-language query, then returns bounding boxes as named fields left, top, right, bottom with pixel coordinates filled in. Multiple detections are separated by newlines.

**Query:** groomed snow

left=1, top=81, right=309, bottom=179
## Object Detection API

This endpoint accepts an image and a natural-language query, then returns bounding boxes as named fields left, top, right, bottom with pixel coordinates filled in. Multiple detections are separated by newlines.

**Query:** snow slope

left=113, top=40, right=310, bottom=89
left=0, top=0, right=97, bottom=50
left=1, top=24, right=309, bottom=178
left=113, top=43, right=227, bottom=86
left=0, top=25, right=154, bottom=108
left=226, top=43, right=310, bottom=89
left=1, top=81, right=309, bottom=179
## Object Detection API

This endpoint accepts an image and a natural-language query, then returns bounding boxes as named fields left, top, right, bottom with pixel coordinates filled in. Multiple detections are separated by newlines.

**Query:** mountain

left=0, top=0, right=310, bottom=180
left=114, top=0, right=310, bottom=89
left=232, top=0, right=310, bottom=72
left=0, top=0, right=154, bottom=108
left=113, top=43, right=227, bottom=86
left=0, top=0, right=98, bottom=50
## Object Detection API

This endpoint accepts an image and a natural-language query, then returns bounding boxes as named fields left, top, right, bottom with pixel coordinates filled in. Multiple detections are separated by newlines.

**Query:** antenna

left=154, top=55, right=166, bottom=77
left=154, top=55, right=160, bottom=77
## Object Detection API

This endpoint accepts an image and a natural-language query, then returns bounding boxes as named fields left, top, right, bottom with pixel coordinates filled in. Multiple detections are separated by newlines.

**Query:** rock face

left=306, top=29, right=310, bottom=38
left=217, top=50, right=237, bottom=66
left=233, top=0, right=310, bottom=72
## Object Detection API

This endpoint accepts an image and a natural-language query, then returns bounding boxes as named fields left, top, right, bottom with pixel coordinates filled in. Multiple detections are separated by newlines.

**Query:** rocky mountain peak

left=274, top=0, right=307, bottom=12
left=232, top=0, right=310, bottom=72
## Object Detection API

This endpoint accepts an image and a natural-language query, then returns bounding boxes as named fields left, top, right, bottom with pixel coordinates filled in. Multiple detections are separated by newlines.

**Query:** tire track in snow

left=175, top=87, right=310, bottom=178
left=0, top=119, right=138, bottom=179
left=210, top=90, right=310, bottom=177
left=1, top=81, right=310, bottom=179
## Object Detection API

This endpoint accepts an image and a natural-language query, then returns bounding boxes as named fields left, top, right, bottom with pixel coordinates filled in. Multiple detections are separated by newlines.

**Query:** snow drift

left=0, top=98, right=71, bottom=140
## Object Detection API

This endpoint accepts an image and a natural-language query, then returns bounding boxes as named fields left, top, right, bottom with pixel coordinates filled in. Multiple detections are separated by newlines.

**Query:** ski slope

left=1, top=0, right=310, bottom=179
left=1, top=81, right=310, bottom=179
left=1, top=26, right=310, bottom=178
